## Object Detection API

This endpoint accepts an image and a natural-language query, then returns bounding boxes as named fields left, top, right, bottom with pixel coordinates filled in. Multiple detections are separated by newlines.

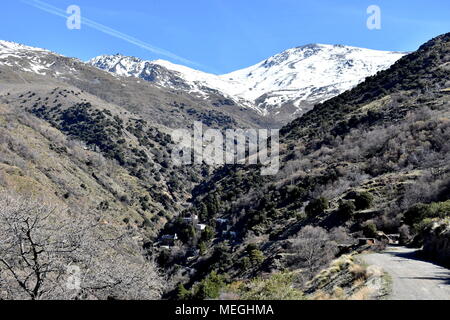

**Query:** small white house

left=196, top=224, right=207, bottom=232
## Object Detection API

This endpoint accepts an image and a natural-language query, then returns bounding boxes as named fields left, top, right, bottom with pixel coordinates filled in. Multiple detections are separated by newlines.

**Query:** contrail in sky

left=21, top=0, right=202, bottom=67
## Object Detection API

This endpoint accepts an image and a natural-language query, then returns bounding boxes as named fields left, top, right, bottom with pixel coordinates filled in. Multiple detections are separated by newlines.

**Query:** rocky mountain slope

left=159, top=33, right=450, bottom=299
left=0, top=40, right=227, bottom=239
left=0, top=40, right=270, bottom=130
left=90, top=44, right=405, bottom=124
left=0, top=39, right=247, bottom=299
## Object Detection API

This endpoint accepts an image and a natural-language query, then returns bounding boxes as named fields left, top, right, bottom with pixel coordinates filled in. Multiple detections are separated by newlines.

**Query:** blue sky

left=1, top=0, right=449, bottom=74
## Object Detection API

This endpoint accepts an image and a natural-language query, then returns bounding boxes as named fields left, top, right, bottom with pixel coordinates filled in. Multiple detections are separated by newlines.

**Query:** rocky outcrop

left=422, top=220, right=450, bottom=267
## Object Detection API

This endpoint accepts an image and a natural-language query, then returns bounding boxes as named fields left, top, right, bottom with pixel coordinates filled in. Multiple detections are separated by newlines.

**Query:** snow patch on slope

left=220, top=44, right=405, bottom=107
left=89, top=54, right=262, bottom=112
left=0, top=40, right=54, bottom=76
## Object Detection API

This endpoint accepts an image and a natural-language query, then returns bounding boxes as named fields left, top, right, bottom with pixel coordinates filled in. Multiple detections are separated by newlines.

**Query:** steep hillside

left=0, top=41, right=240, bottom=241
left=0, top=41, right=236, bottom=300
left=90, top=45, right=404, bottom=124
left=0, top=39, right=284, bottom=237
left=0, top=87, right=204, bottom=239
left=159, top=33, right=450, bottom=299
left=0, top=95, right=190, bottom=298
left=0, top=40, right=269, bottom=130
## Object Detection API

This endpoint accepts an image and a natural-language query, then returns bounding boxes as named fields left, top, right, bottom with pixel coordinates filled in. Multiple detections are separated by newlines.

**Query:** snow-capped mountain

left=0, top=40, right=53, bottom=75
left=0, top=40, right=270, bottom=130
left=89, top=44, right=405, bottom=121
left=0, top=40, right=405, bottom=124
left=0, top=40, right=86, bottom=79
left=221, top=44, right=405, bottom=112
left=88, top=54, right=258, bottom=110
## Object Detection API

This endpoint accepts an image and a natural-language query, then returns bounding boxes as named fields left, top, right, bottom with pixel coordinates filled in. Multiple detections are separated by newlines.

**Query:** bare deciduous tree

left=0, top=192, right=165, bottom=300
left=289, top=226, right=338, bottom=278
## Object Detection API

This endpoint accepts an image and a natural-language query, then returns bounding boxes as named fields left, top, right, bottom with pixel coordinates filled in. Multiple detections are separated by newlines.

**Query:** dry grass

left=349, top=263, right=368, bottom=281
left=308, top=254, right=387, bottom=300
left=349, top=286, right=375, bottom=300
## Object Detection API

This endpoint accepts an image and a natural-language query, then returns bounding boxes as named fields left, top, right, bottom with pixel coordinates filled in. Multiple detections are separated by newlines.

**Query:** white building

left=196, top=224, right=207, bottom=232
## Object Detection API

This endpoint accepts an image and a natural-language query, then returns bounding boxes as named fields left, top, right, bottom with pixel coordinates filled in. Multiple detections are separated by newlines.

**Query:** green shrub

left=404, top=203, right=433, bottom=227
left=404, top=201, right=450, bottom=231
left=363, top=222, right=378, bottom=238
left=240, top=257, right=251, bottom=270
left=429, top=201, right=450, bottom=219
left=194, top=272, right=226, bottom=300
left=305, top=197, right=329, bottom=218
left=227, top=273, right=304, bottom=300
left=249, top=249, right=265, bottom=266
left=246, top=244, right=258, bottom=253
left=177, top=284, right=192, bottom=300
left=201, top=226, right=215, bottom=242
left=198, top=241, right=207, bottom=255
left=352, top=192, right=374, bottom=210
left=338, top=200, right=356, bottom=220
left=414, top=218, right=435, bottom=234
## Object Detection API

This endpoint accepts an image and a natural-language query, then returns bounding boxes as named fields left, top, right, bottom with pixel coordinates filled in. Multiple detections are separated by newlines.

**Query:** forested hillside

left=160, top=33, right=450, bottom=300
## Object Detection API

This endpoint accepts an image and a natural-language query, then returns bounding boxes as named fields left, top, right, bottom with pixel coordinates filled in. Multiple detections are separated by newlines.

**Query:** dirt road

left=361, top=246, right=450, bottom=300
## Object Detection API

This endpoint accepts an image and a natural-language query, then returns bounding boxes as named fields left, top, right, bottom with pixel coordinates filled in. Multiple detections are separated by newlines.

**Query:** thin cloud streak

left=21, top=0, right=203, bottom=68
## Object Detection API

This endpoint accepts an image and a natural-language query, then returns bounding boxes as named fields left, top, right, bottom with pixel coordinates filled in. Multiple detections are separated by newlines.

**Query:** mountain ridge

left=0, top=39, right=406, bottom=126
left=90, top=44, right=406, bottom=122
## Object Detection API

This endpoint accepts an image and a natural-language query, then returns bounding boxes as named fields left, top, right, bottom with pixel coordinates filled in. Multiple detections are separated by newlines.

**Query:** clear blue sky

left=1, top=0, right=449, bottom=74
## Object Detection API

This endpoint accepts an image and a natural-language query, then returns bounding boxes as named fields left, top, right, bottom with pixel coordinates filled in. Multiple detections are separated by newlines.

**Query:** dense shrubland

left=158, top=33, right=450, bottom=299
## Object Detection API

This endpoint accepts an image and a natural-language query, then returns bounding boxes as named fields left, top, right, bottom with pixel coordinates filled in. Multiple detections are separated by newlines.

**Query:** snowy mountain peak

left=89, top=44, right=405, bottom=121
left=0, top=40, right=57, bottom=76
left=0, top=39, right=407, bottom=124
left=0, top=40, right=50, bottom=54
left=220, top=45, right=405, bottom=110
